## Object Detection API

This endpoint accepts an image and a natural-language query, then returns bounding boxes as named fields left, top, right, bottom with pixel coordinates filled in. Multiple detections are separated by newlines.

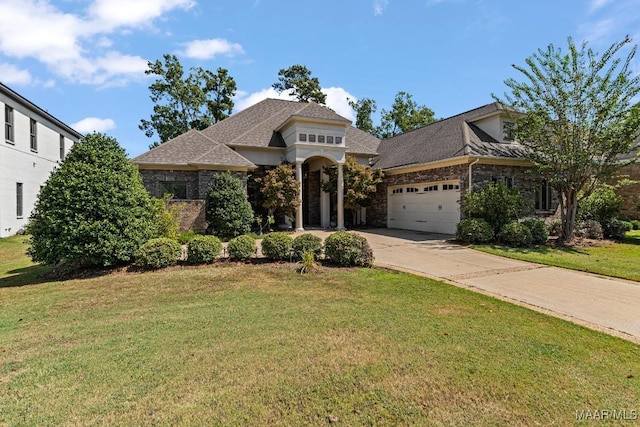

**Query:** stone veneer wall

left=169, top=200, right=207, bottom=233
left=367, top=163, right=535, bottom=227
left=611, top=163, right=640, bottom=219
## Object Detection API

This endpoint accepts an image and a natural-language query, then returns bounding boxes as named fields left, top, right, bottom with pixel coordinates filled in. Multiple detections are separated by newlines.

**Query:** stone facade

left=612, top=163, right=640, bottom=219
left=367, top=163, right=537, bottom=227
left=139, top=169, right=248, bottom=200
left=170, top=200, right=207, bottom=232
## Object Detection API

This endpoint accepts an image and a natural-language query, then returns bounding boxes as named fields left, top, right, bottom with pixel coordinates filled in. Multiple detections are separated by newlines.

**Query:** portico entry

left=293, top=155, right=344, bottom=231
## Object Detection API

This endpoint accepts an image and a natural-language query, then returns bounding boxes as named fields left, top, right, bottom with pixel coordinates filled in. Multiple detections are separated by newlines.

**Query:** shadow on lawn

left=484, top=244, right=588, bottom=255
left=0, top=265, right=53, bottom=288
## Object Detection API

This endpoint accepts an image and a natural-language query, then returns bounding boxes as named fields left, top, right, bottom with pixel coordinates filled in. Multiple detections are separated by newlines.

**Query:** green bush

left=576, top=220, right=604, bottom=240
left=206, top=172, right=254, bottom=238
left=631, top=219, right=640, bottom=230
left=578, top=185, right=623, bottom=223
left=186, top=235, right=222, bottom=264
left=292, top=233, right=323, bottom=260
left=151, top=194, right=180, bottom=240
left=456, top=218, right=494, bottom=244
left=323, top=231, right=373, bottom=267
left=261, top=232, right=293, bottom=261
left=227, top=235, right=256, bottom=260
left=462, top=182, right=526, bottom=234
left=27, top=133, right=156, bottom=268
left=136, top=238, right=182, bottom=269
left=178, top=230, right=199, bottom=244
left=603, top=219, right=632, bottom=240
left=546, top=218, right=563, bottom=236
left=499, top=222, right=533, bottom=247
left=520, top=218, right=549, bottom=245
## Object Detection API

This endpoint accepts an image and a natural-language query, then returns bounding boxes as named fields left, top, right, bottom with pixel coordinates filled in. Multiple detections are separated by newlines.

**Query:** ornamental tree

left=497, top=37, right=640, bottom=242
left=256, top=163, right=300, bottom=219
left=27, top=133, right=156, bottom=268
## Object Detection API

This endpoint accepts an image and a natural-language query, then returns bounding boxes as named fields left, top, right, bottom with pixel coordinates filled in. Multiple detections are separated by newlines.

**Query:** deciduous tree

left=497, top=37, right=640, bottom=242
left=376, top=91, right=435, bottom=139
left=140, top=54, right=237, bottom=147
left=348, top=97, right=377, bottom=135
left=272, top=64, right=326, bottom=104
left=256, top=163, right=301, bottom=219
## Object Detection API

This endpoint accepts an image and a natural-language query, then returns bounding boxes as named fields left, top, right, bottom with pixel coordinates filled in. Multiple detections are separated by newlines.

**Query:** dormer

left=277, top=115, right=349, bottom=148
left=471, top=111, right=518, bottom=143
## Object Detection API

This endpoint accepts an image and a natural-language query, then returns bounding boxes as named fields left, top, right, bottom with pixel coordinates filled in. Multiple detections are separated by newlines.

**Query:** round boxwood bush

left=499, top=221, right=532, bottom=247
left=187, top=235, right=222, bottom=264
left=520, top=218, right=549, bottom=245
left=292, top=233, right=323, bottom=260
left=261, top=232, right=293, bottom=261
left=456, top=218, right=494, bottom=244
left=323, top=231, right=373, bottom=267
left=603, top=218, right=632, bottom=240
left=136, top=238, right=182, bottom=269
left=227, top=235, right=257, bottom=261
left=576, top=219, right=603, bottom=239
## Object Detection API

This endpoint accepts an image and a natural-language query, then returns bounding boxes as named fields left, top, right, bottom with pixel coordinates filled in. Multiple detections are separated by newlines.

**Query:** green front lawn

left=473, top=231, right=640, bottom=282
left=1, top=236, right=639, bottom=425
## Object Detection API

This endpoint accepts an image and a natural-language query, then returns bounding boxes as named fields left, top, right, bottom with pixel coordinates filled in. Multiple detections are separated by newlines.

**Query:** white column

left=337, top=163, right=345, bottom=230
left=295, top=161, right=304, bottom=231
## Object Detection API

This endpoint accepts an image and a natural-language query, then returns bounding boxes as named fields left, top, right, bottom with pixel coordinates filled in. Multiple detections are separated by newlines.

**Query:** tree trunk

left=560, top=189, right=578, bottom=243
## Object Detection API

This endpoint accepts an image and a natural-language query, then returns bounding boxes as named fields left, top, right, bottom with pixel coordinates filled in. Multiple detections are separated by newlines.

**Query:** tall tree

left=272, top=64, right=326, bottom=104
left=376, top=91, right=436, bottom=139
left=322, top=156, right=384, bottom=225
left=348, top=97, right=377, bottom=135
left=139, top=54, right=237, bottom=147
left=256, top=163, right=301, bottom=218
left=497, top=36, right=640, bottom=242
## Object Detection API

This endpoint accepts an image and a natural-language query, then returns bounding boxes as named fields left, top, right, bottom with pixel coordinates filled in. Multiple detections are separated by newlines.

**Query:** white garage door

left=388, top=182, right=461, bottom=234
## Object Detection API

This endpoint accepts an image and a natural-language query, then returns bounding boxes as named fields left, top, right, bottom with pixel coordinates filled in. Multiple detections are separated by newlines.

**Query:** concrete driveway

left=304, top=228, right=640, bottom=344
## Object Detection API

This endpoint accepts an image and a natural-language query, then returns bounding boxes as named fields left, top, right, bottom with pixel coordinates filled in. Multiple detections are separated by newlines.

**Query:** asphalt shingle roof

left=132, top=129, right=256, bottom=168
left=374, top=102, right=527, bottom=170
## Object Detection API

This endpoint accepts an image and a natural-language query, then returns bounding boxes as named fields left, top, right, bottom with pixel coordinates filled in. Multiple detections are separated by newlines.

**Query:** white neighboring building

left=1, top=82, right=82, bottom=238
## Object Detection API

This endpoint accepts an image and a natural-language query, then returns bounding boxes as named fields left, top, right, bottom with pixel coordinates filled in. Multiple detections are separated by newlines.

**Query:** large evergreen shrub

left=261, top=232, right=293, bottom=261
left=462, top=182, right=526, bottom=234
left=206, top=172, right=254, bottom=237
left=27, top=133, right=155, bottom=268
left=520, top=218, right=549, bottom=245
left=323, top=231, right=373, bottom=267
left=499, top=222, right=533, bottom=247
left=578, top=185, right=623, bottom=224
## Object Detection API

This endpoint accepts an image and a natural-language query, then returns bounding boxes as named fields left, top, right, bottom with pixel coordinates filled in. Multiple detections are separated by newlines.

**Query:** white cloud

left=0, top=0, right=205, bottom=86
left=373, top=0, right=388, bottom=15
left=181, top=39, right=245, bottom=60
left=235, top=86, right=356, bottom=122
left=578, top=0, right=639, bottom=44
left=0, top=63, right=32, bottom=85
left=589, top=0, right=612, bottom=13
left=71, top=117, right=116, bottom=133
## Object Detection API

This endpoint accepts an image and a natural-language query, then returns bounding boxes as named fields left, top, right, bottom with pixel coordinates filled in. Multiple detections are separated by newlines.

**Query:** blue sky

left=1, top=0, right=638, bottom=157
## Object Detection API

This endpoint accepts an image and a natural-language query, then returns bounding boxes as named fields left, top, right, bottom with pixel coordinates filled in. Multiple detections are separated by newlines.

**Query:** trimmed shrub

left=206, top=171, right=254, bottom=238
left=178, top=230, right=198, bottom=244
left=136, top=238, right=181, bottom=269
left=520, top=218, right=549, bottom=245
left=576, top=220, right=604, bottom=239
left=292, top=233, right=323, bottom=260
left=187, top=235, right=222, bottom=264
left=151, top=194, right=180, bottom=240
left=499, top=222, right=532, bottom=247
left=261, top=232, right=293, bottom=261
left=227, top=235, right=257, bottom=260
left=462, top=182, right=527, bottom=234
left=631, top=219, right=640, bottom=230
left=27, top=133, right=155, bottom=268
left=603, top=219, right=632, bottom=240
left=456, top=218, right=494, bottom=244
left=323, top=231, right=373, bottom=267
left=578, top=185, right=623, bottom=223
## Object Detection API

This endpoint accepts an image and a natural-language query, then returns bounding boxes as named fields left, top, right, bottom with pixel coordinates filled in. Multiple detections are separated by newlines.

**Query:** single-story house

left=132, top=99, right=560, bottom=234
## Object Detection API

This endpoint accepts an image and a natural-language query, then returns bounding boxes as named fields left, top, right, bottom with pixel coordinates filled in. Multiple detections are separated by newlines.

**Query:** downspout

left=468, top=158, right=480, bottom=193
left=462, top=122, right=479, bottom=194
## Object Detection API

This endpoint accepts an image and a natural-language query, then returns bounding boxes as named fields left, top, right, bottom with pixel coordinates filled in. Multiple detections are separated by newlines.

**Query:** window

left=535, top=180, right=552, bottom=211
left=503, top=121, right=515, bottom=141
left=491, top=176, right=514, bottom=188
left=308, top=134, right=316, bottom=142
left=392, top=188, right=403, bottom=194
left=335, top=136, right=343, bottom=144
left=327, top=136, right=334, bottom=144
left=406, top=187, right=419, bottom=193
left=299, top=133, right=307, bottom=142
left=160, top=181, right=188, bottom=199
left=424, top=185, right=438, bottom=192
left=59, top=135, right=65, bottom=159
left=5, top=105, right=14, bottom=142
left=30, top=119, right=37, bottom=151
left=442, top=184, right=460, bottom=191
left=16, top=183, right=23, bottom=218
left=317, top=135, right=325, bottom=143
